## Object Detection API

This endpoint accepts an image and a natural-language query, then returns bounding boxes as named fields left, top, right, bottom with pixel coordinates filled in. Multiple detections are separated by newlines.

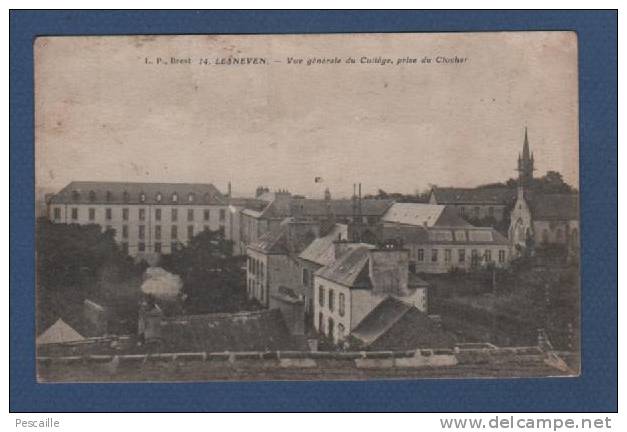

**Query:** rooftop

left=351, top=297, right=457, bottom=350
left=37, top=309, right=307, bottom=358
left=49, top=181, right=226, bottom=206
left=298, top=224, right=350, bottom=266
left=381, top=203, right=451, bottom=227
left=431, top=187, right=517, bottom=205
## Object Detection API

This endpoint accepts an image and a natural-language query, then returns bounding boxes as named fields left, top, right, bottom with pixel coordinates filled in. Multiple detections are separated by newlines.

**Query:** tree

left=36, top=217, right=140, bottom=331
left=160, top=229, right=249, bottom=314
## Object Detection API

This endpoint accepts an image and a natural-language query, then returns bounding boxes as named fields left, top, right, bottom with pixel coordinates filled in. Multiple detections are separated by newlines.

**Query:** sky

left=35, top=33, right=578, bottom=199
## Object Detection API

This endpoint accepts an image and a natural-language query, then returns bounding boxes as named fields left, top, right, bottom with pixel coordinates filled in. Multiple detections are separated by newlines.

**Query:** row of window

left=120, top=241, right=180, bottom=254
left=54, top=207, right=225, bottom=222
left=318, top=286, right=345, bottom=317
left=104, top=224, right=218, bottom=240
left=248, top=257, right=265, bottom=279
left=414, top=248, right=507, bottom=264
left=72, top=190, right=216, bottom=204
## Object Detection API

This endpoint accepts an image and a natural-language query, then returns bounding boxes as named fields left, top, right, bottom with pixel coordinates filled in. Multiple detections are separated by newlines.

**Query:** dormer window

left=204, top=192, right=210, bottom=203
left=123, top=190, right=130, bottom=203
left=89, top=190, right=96, bottom=202
left=71, top=190, right=80, bottom=202
left=172, top=193, right=178, bottom=203
left=155, top=192, right=162, bottom=203
left=188, top=193, right=195, bottom=203
left=140, top=192, right=146, bottom=202
left=106, top=191, right=112, bottom=202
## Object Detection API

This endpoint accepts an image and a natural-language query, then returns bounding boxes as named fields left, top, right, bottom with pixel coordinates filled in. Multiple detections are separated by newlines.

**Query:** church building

left=508, top=129, right=580, bottom=257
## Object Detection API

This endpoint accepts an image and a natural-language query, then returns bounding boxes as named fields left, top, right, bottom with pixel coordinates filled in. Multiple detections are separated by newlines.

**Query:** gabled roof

left=530, top=194, right=579, bottom=221
left=298, top=224, right=349, bottom=266
left=248, top=225, right=289, bottom=254
left=315, top=246, right=374, bottom=288
left=301, top=199, right=394, bottom=217
left=248, top=219, right=319, bottom=255
left=50, top=181, right=226, bottom=205
left=431, top=187, right=516, bottom=205
left=36, top=319, right=85, bottom=345
left=381, top=203, right=446, bottom=227
left=351, top=297, right=456, bottom=350
left=160, top=309, right=306, bottom=352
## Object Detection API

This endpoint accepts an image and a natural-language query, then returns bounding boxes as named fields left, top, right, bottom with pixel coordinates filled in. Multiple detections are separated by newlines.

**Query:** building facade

left=380, top=203, right=511, bottom=273
left=47, top=181, right=229, bottom=260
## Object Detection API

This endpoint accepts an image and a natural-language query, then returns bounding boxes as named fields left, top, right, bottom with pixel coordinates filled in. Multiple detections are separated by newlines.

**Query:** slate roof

left=530, top=194, right=579, bottom=221
left=381, top=203, right=447, bottom=227
left=351, top=297, right=456, bottom=350
left=315, top=246, right=374, bottom=288
left=160, top=309, right=307, bottom=352
left=37, top=309, right=307, bottom=356
left=431, top=187, right=516, bottom=205
left=298, top=224, right=349, bottom=266
left=301, top=199, right=394, bottom=217
left=50, top=181, right=226, bottom=205
left=248, top=219, right=319, bottom=255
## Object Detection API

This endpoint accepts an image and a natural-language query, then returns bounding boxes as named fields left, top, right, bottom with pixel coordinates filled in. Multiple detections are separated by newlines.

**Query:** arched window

left=204, top=192, right=211, bottom=203
left=71, top=190, right=80, bottom=201
left=172, top=192, right=178, bottom=203
left=88, top=190, right=96, bottom=202
left=155, top=192, right=162, bottom=203
left=187, top=192, right=195, bottom=203
left=139, top=192, right=146, bottom=202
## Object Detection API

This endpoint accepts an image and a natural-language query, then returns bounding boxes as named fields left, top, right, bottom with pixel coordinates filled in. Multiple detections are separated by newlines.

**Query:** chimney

left=227, top=182, right=232, bottom=198
left=368, top=247, right=409, bottom=296
left=272, top=189, right=292, bottom=216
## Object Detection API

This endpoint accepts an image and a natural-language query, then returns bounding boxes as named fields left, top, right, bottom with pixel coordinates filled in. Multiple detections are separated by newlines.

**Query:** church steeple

left=517, top=127, right=535, bottom=187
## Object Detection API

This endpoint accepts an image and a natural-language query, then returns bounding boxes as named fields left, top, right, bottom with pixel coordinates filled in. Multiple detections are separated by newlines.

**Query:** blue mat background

left=9, top=10, right=617, bottom=412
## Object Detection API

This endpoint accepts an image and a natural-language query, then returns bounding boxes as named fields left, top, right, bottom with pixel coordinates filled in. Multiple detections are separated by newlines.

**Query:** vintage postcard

left=34, top=32, right=580, bottom=382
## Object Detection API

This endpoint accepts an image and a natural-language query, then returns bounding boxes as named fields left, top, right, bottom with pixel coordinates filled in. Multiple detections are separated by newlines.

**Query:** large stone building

left=380, top=203, right=511, bottom=273
left=47, top=181, right=230, bottom=260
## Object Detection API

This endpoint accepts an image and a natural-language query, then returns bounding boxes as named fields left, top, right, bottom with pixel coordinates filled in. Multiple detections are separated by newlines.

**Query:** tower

left=517, top=127, right=535, bottom=187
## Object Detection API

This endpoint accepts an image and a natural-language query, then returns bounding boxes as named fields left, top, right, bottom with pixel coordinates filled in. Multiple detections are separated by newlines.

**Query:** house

left=509, top=187, right=579, bottom=256
left=350, top=297, right=456, bottom=351
left=380, top=203, right=510, bottom=273
left=47, top=181, right=230, bottom=260
left=313, top=245, right=430, bottom=344
left=297, top=224, right=350, bottom=316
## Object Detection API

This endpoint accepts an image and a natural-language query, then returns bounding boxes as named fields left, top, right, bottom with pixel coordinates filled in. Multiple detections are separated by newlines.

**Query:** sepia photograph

left=34, top=32, right=581, bottom=383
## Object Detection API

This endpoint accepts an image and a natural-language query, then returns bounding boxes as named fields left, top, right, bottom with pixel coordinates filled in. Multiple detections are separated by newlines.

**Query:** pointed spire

left=522, top=127, right=530, bottom=160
